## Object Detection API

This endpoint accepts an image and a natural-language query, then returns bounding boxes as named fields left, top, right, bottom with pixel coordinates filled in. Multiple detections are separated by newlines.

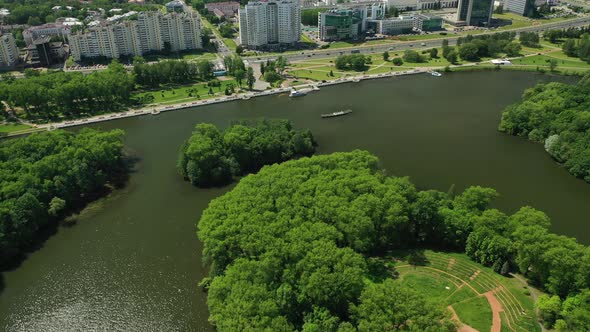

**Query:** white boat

left=430, top=71, right=442, bottom=77
left=151, top=108, right=160, bottom=115
left=312, top=85, right=320, bottom=91
left=289, top=89, right=308, bottom=97
left=242, top=94, right=251, bottom=100
left=321, top=109, right=352, bottom=118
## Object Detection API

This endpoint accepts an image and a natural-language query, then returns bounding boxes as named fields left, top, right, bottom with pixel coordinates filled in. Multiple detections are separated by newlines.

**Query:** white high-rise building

left=0, top=33, right=20, bottom=67
left=68, top=11, right=202, bottom=61
left=239, top=0, right=301, bottom=50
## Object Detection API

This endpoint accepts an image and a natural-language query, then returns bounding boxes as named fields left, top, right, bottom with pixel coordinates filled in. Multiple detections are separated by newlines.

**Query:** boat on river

left=151, top=108, right=160, bottom=115
left=430, top=71, right=442, bottom=77
left=321, top=109, right=352, bottom=118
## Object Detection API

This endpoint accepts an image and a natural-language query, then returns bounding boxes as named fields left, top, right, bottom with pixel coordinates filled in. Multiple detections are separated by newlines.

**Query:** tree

left=562, top=39, right=577, bottom=57
left=351, top=279, right=455, bottom=332
left=459, top=43, right=479, bottom=61
left=402, top=50, right=425, bottom=63
left=334, top=54, right=367, bottom=71
left=504, top=41, right=522, bottom=56
left=197, top=150, right=590, bottom=330
left=537, top=295, right=562, bottom=328
left=246, top=67, right=255, bottom=90
left=236, top=45, right=244, bottom=55
left=429, top=48, right=438, bottom=58
left=179, top=119, right=316, bottom=187
left=519, top=32, right=540, bottom=47
left=549, top=58, right=558, bottom=72
left=48, top=197, right=66, bottom=216
left=382, top=51, right=389, bottom=61
left=177, top=123, right=233, bottom=187
left=0, top=129, right=126, bottom=264
left=392, top=57, right=403, bottom=66
left=445, top=49, right=458, bottom=64
left=234, top=69, right=245, bottom=87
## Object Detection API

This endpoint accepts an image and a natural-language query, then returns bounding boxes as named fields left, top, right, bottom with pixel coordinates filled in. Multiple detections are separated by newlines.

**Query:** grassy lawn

left=223, top=37, right=237, bottom=51
left=300, top=33, right=315, bottom=44
left=453, top=296, right=493, bottom=332
left=326, top=41, right=362, bottom=49
left=493, top=12, right=534, bottom=30
left=0, top=123, right=32, bottom=133
left=512, top=54, right=590, bottom=69
left=398, top=272, right=457, bottom=303
left=290, top=67, right=344, bottom=81
left=134, top=79, right=239, bottom=105
left=392, top=250, right=541, bottom=332
left=396, top=33, right=457, bottom=41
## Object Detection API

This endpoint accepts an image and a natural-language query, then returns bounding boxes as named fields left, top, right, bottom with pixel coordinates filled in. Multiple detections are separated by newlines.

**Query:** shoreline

left=4, top=67, right=434, bottom=136
left=2, top=64, right=584, bottom=137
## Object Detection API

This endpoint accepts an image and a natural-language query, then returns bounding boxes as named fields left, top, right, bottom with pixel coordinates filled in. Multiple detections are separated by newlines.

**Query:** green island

left=500, top=74, right=590, bottom=183
left=0, top=129, right=127, bottom=265
left=177, top=119, right=316, bottom=187
left=197, top=150, right=590, bottom=332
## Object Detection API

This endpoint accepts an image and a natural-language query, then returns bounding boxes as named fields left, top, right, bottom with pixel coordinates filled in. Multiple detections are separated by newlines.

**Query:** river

left=1, top=71, right=589, bottom=331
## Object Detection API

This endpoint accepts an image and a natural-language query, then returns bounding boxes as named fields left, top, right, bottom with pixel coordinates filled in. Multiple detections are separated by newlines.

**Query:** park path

left=483, top=291, right=503, bottom=332
left=397, top=263, right=508, bottom=332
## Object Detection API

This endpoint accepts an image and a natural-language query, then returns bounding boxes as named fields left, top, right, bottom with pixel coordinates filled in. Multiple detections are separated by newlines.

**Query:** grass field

left=392, top=250, right=541, bottom=332
left=0, top=123, right=31, bottom=133
left=134, top=79, right=239, bottom=105
left=512, top=53, right=590, bottom=70
left=453, top=296, right=493, bottom=332
left=223, top=38, right=237, bottom=51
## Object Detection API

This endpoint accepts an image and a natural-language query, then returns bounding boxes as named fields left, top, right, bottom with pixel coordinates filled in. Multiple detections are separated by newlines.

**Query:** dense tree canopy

left=198, top=151, right=590, bottom=331
left=499, top=73, right=590, bottom=183
left=335, top=55, right=369, bottom=71
left=0, top=61, right=134, bottom=121
left=178, top=119, right=316, bottom=187
left=133, top=59, right=213, bottom=88
left=0, top=129, right=126, bottom=265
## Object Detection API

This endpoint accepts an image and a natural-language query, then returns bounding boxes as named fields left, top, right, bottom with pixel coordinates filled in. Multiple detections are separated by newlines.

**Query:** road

left=245, top=16, right=590, bottom=63
left=9, top=14, right=590, bottom=79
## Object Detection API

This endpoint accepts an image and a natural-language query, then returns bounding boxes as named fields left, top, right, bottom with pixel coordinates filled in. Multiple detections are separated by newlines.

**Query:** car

left=307, top=55, right=311, bottom=57
left=421, top=43, right=426, bottom=46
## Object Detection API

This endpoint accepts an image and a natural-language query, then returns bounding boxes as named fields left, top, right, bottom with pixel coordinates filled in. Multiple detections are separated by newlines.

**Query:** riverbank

left=2, top=67, right=433, bottom=136
left=2, top=58, right=587, bottom=138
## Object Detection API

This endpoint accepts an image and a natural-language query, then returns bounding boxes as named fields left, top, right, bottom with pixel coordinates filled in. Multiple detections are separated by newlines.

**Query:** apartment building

left=23, top=23, right=70, bottom=45
left=68, top=11, right=202, bottom=61
left=205, top=2, right=240, bottom=17
left=238, top=0, right=301, bottom=50
left=0, top=33, right=19, bottom=67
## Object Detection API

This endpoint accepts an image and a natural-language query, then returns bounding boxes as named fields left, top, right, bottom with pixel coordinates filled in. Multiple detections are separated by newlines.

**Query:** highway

left=245, top=15, right=590, bottom=63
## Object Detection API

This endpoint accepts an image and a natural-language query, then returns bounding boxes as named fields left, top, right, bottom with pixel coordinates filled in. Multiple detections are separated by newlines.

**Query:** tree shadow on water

left=0, top=155, right=140, bottom=296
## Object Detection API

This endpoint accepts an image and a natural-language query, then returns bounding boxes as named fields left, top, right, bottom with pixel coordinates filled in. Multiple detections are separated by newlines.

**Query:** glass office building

left=456, top=0, right=493, bottom=26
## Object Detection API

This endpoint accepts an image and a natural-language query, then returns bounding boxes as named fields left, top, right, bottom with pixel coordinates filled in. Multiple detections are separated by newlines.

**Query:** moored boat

left=430, top=71, right=442, bottom=77
left=289, top=89, right=308, bottom=97
left=321, top=109, right=352, bottom=118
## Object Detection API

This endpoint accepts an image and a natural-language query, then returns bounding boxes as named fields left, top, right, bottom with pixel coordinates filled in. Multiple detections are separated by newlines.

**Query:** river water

left=1, top=71, right=589, bottom=331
